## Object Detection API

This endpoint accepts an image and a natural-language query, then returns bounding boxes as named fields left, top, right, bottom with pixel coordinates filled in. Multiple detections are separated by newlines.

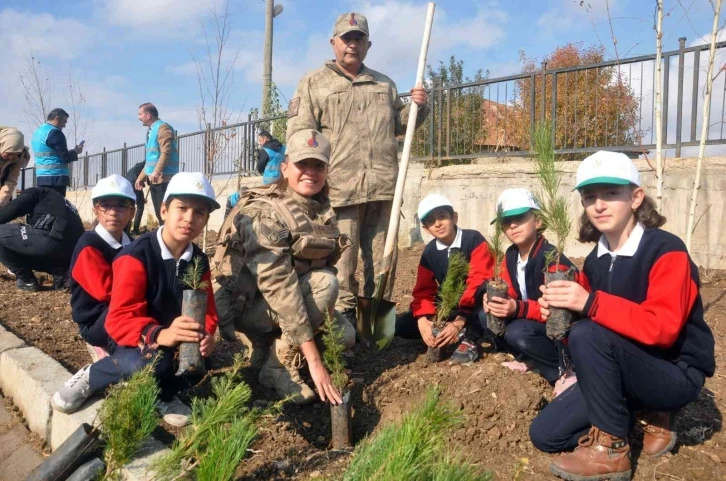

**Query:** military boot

left=236, top=332, right=271, bottom=370
left=259, top=339, right=315, bottom=405
left=550, top=427, right=631, bottom=481
left=638, top=410, right=676, bottom=457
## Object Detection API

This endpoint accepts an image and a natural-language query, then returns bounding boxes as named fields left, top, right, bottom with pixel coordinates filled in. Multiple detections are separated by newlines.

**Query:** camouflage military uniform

left=213, top=179, right=354, bottom=402
left=287, top=58, right=428, bottom=312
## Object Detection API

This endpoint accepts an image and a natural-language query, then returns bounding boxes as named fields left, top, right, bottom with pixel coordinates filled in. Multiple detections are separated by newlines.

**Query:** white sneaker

left=157, top=397, right=192, bottom=427
left=52, top=365, right=93, bottom=413
left=553, top=367, right=578, bottom=397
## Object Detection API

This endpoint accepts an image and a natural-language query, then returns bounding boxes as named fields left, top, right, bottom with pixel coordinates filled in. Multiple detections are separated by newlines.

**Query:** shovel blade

left=357, top=296, right=397, bottom=350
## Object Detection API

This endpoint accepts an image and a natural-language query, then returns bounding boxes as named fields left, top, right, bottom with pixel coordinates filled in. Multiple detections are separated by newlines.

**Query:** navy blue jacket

left=581, top=228, right=715, bottom=376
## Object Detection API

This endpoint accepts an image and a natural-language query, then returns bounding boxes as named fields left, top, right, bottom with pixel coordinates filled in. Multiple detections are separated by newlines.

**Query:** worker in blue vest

left=134, top=103, right=179, bottom=225
left=31, top=108, right=84, bottom=197
left=255, top=130, right=286, bottom=184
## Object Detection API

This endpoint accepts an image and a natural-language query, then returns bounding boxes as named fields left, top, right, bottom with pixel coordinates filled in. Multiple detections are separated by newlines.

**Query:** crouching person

left=529, top=152, right=715, bottom=481
left=213, top=130, right=354, bottom=406
left=70, top=175, right=136, bottom=360
left=52, top=172, right=220, bottom=427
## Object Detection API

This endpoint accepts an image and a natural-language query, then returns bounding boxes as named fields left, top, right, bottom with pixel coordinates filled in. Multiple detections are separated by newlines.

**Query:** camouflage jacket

left=213, top=184, right=349, bottom=347
left=286, top=61, right=428, bottom=208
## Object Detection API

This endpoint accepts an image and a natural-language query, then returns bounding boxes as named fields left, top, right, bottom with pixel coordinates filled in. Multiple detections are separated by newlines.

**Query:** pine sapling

left=176, top=255, right=209, bottom=376
left=99, top=363, right=159, bottom=481
left=486, top=204, right=509, bottom=336
left=532, top=120, right=575, bottom=343
left=428, top=251, right=469, bottom=362
left=322, top=311, right=353, bottom=448
left=152, top=354, right=260, bottom=481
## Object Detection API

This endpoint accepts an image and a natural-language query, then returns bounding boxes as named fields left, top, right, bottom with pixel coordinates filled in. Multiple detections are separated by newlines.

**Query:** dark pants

left=529, top=319, right=705, bottom=452
left=504, top=319, right=560, bottom=383
left=78, top=309, right=111, bottom=349
left=150, top=183, right=168, bottom=225
left=89, top=344, right=182, bottom=402
left=42, top=185, right=67, bottom=197
left=0, top=224, right=71, bottom=281
left=133, top=189, right=145, bottom=232
left=396, top=309, right=483, bottom=339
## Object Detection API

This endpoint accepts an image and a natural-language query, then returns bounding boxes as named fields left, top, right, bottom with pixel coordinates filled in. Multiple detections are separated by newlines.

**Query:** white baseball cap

left=417, top=194, right=453, bottom=222
left=163, top=172, right=221, bottom=210
left=575, top=151, right=640, bottom=190
left=492, top=188, right=539, bottom=224
left=91, top=174, right=136, bottom=202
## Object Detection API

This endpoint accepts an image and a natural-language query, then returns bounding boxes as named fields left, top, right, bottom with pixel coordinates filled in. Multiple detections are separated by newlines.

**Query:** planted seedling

left=428, top=250, right=470, bottom=362
left=176, top=255, right=209, bottom=376
left=322, top=311, right=353, bottom=449
left=486, top=204, right=509, bottom=337
left=531, top=121, right=575, bottom=341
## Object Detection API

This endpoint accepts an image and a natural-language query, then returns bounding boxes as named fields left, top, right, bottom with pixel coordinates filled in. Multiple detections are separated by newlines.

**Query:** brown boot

left=259, top=339, right=316, bottom=405
left=550, top=427, right=631, bottom=481
left=236, top=332, right=271, bottom=370
left=638, top=410, right=676, bottom=458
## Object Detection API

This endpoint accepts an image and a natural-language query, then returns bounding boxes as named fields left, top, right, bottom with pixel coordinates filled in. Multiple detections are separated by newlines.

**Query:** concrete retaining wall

left=66, top=157, right=726, bottom=269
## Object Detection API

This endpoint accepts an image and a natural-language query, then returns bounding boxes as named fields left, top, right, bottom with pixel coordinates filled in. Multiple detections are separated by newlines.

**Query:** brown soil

left=1, top=244, right=725, bottom=480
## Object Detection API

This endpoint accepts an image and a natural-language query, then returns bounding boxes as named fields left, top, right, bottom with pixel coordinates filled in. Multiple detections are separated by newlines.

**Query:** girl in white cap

left=484, top=188, right=583, bottom=396
left=530, top=151, right=715, bottom=481
left=68, top=174, right=136, bottom=361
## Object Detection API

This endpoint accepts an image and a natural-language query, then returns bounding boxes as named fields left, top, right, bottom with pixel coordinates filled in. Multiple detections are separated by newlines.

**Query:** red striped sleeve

left=410, top=264, right=438, bottom=318
left=106, top=255, right=157, bottom=347
left=586, top=251, right=696, bottom=348
left=202, top=270, right=218, bottom=335
left=71, top=246, right=113, bottom=302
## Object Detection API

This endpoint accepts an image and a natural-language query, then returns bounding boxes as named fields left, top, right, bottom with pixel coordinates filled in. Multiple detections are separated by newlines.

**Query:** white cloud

left=96, top=0, right=227, bottom=37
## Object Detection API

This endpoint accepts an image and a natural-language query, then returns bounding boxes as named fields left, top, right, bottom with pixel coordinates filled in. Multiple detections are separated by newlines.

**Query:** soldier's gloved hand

left=157, top=316, right=205, bottom=347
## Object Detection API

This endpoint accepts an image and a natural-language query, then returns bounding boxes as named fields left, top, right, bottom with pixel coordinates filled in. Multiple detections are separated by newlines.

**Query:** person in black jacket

left=484, top=188, right=585, bottom=396
left=0, top=187, right=85, bottom=291
left=124, top=161, right=146, bottom=234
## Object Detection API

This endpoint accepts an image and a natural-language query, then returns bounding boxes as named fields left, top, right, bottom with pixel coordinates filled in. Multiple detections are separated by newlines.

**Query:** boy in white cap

left=396, top=194, right=494, bottom=363
left=530, top=151, right=714, bottom=480
left=484, top=188, right=582, bottom=396
left=52, top=172, right=220, bottom=427
left=69, top=174, right=136, bottom=361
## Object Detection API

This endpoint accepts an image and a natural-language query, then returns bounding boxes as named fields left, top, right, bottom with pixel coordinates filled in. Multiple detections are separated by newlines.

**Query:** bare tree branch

left=19, top=48, right=52, bottom=129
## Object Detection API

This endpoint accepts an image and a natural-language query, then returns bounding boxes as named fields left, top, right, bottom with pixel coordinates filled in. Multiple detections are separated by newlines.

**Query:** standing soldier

left=31, top=109, right=84, bottom=197
left=286, top=13, right=429, bottom=325
left=135, top=103, right=179, bottom=225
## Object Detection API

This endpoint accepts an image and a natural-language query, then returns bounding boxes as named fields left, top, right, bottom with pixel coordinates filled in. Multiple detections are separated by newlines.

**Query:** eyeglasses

left=97, top=203, right=132, bottom=213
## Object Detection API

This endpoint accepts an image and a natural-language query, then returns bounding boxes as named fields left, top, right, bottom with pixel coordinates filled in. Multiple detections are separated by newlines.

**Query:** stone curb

left=0, top=324, right=170, bottom=480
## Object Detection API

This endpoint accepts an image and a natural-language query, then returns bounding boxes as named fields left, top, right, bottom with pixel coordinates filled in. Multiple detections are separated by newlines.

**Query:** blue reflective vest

left=32, top=123, right=68, bottom=178
left=145, top=120, right=179, bottom=176
left=262, top=145, right=286, bottom=184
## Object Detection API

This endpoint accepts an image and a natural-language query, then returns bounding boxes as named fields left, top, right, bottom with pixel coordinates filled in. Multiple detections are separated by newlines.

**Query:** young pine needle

left=435, top=251, right=470, bottom=327
left=489, top=204, right=506, bottom=281
left=151, top=354, right=257, bottom=480
left=532, top=121, right=571, bottom=268
left=179, top=255, right=210, bottom=291
left=322, top=311, right=349, bottom=393
left=343, top=388, right=490, bottom=481
left=195, top=413, right=258, bottom=481
left=99, top=363, right=159, bottom=481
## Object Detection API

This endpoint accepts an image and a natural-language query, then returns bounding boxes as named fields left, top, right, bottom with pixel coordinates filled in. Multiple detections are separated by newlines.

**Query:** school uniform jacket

left=410, top=228, right=494, bottom=319
left=105, top=228, right=218, bottom=348
left=70, top=225, right=131, bottom=332
left=581, top=227, right=715, bottom=377
left=500, top=235, right=587, bottom=322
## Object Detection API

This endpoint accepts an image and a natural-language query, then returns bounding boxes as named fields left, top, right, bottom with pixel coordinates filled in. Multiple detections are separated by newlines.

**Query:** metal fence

left=19, top=37, right=726, bottom=189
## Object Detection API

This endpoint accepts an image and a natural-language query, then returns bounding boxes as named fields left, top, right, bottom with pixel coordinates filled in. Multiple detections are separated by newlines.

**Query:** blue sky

left=1, top=0, right=724, bottom=154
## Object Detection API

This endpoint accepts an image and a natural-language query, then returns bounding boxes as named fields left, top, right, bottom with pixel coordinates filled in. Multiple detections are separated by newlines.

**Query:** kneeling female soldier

left=213, top=130, right=354, bottom=405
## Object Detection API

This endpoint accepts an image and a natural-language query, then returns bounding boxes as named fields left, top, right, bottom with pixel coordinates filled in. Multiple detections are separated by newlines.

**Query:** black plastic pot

left=426, top=327, right=445, bottom=363
left=25, top=423, right=101, bottom=481
left=545, top=269, right=576, bottom=341
left=331, top=391, right=353, bottom=449
left=66, top=457, right=105, bottom=481
left=176, top=289, right=207, bottom=376
left=486, top=280, right=509, bottom=336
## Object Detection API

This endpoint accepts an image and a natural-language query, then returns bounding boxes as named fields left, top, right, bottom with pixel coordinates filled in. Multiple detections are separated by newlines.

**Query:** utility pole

left=261, top=0, right=283, bottom=118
